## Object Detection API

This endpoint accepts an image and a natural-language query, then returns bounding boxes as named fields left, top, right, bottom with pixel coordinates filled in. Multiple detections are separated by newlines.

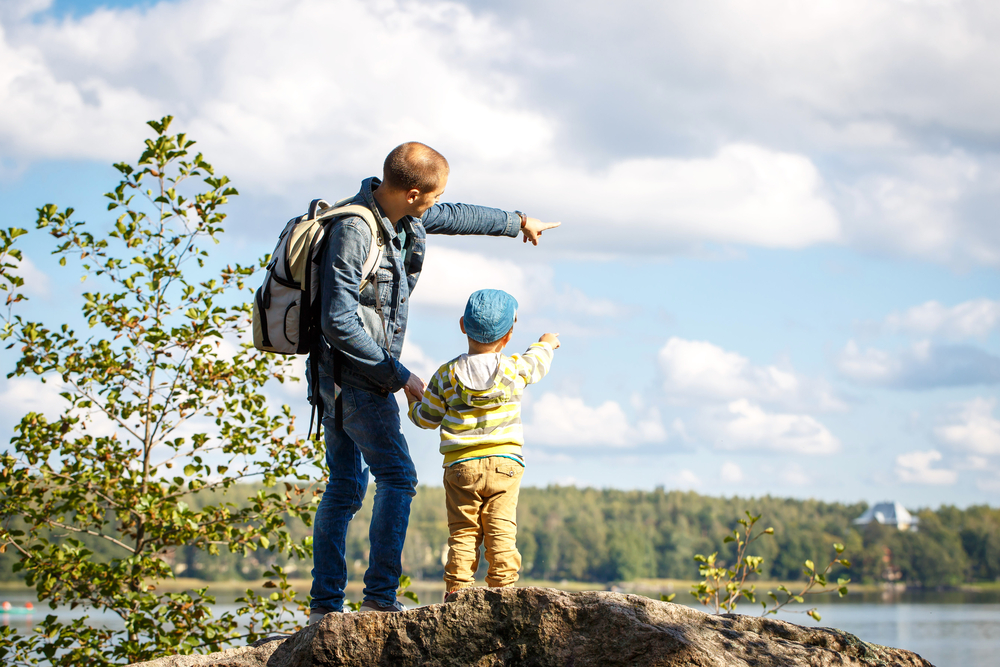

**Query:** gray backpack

left=252, top=198, right=385, bottom=355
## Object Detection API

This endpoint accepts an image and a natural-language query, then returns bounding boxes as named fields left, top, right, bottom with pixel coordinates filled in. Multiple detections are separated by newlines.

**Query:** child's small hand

left=539, top=333, right=561, bottom=350
left=403, top=374, right=425, bottom=403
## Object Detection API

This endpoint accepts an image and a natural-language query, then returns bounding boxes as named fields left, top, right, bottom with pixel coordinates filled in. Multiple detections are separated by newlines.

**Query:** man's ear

left=459, top=316, right=466, bottom=334
left=405, top=188, right=421, bottom=204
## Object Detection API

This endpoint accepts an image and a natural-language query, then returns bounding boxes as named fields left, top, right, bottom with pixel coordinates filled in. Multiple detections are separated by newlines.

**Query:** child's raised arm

left=516, top=334, right=559, bottom=385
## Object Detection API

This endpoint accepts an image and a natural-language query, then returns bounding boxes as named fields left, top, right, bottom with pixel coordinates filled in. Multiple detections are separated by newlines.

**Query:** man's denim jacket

left=315, top=177, right=521, bottom=396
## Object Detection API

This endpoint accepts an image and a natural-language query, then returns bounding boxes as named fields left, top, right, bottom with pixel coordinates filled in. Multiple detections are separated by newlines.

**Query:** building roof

left=853, top=501, right=919, bottom=526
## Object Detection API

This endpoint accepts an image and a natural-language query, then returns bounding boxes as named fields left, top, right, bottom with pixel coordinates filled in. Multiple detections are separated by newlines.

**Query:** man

left=309, top=142, right=559, bottom=620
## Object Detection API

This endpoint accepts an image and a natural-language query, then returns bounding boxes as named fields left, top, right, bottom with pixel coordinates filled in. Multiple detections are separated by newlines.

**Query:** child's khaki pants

left=443, top=456, right=523, bottom=592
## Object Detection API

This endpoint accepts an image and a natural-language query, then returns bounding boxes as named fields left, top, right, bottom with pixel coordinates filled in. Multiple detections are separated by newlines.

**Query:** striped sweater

left=406, top=341, right=554, bottom=461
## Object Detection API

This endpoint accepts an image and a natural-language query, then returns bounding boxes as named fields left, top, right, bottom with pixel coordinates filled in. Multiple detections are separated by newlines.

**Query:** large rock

left=130, top=587, right=935, bottom=666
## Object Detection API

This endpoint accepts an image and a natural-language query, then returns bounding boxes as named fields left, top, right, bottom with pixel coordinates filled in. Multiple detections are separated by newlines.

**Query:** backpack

left=252, top=197, right=384, bottom=355
left=251, top=198, right=386, bottom=437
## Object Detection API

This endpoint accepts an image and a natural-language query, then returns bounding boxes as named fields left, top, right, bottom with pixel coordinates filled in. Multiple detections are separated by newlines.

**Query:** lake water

left=2, top=588, right=998, bottom=666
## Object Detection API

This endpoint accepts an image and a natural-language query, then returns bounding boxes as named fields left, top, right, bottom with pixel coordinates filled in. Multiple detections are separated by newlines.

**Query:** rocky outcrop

left=130, top=586, right=935, bottom=666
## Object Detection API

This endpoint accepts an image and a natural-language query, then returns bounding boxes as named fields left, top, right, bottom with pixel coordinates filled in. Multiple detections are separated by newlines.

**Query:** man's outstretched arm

left=422, top=204, right=561, bottom=245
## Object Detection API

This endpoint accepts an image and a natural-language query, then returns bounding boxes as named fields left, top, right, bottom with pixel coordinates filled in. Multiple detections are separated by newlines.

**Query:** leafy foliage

left=0, top=117, right=323, bottom=665
left=690, top=511, right=850, bottom=621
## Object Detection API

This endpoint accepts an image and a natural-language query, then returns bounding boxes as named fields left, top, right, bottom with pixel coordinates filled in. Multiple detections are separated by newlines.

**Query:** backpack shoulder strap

left=314, top=202, right=385, bottom=288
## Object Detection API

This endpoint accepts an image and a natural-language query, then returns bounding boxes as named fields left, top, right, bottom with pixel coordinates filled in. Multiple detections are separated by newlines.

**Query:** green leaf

left=183, top=464, right=196, bottom=477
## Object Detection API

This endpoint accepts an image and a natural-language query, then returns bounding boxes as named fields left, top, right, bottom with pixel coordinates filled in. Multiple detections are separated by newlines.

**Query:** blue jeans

left=309, top=373, right=418, bottom=611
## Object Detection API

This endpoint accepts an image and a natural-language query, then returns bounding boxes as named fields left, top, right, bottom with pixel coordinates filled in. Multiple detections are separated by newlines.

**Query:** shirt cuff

left=503, top=211, right=521, bottom=238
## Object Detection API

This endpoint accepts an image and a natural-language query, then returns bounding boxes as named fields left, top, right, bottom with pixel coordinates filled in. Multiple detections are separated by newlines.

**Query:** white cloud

left=9, top=254, right=50, bottom=299
left=399, top=339, right=441, bottom=384
left=5, top=1, right=1000, bottom=263
left=671, top=469, right=701, bottom=491
left=525, top=392, right=666, bottom=448
left=659, top=337, right=799, bottom=402
left=839, top=151, right=1000, bottom=267
left=935, top=397, right=1000, bottom=455
left=720, top=461, right=743, bottom=484
left=657, top=336, right=844, bottom=410
left=711, top=399, right=840, bottom=455
left=0, top=0, right=550, bottom=184
left=885, top=299, right=1000, bottom=339
left=896, top=449, right=958, bottom=485
left=838, top=339, right=1000, bottom=388
left=837, top=340, right=896, bottom=384
left=412, top=245, right=622, bottom=318
left=466, top=143, right=841, bottom=255
left=0, top=376, right=117, bottom=439
left=0, top=2, right=840, bottom=257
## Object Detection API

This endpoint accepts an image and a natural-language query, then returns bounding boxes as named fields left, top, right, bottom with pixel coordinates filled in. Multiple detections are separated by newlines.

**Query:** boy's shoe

left=308, top=607, right=337, bottom=625
left=359, top=599, right=406, bottom=613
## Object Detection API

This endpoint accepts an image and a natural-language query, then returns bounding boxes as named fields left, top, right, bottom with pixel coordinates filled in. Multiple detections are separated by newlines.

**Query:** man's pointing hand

left=521, top=217, right=561, bottom=246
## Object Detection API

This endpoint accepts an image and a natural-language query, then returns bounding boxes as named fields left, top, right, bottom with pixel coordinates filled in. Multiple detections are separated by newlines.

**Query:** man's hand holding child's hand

left=403, top=373, right=426, bottom=403
left=539, top=333, right=561, bottom=350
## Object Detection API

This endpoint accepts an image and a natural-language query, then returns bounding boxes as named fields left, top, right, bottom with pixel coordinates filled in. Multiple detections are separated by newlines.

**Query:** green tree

left=0, top=117, right=322, bottom=665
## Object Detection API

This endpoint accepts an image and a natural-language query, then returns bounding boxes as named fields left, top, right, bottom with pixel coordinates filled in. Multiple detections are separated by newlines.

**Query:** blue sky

left=2, top=0, right=999, bottom=508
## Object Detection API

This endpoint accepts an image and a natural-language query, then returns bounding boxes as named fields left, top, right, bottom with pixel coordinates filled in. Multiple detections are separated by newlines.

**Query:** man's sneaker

left=308, top=607, right=337, bottom=625
left=359, top=599, right=406, bottom=613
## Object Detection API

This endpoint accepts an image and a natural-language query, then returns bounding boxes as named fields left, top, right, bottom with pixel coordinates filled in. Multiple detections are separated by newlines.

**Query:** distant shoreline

left=3, top=577, right=998, bottom=595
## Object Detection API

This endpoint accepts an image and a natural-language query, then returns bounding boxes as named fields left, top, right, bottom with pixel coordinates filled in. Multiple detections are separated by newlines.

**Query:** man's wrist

left=515, top=211, right=527, bottom=230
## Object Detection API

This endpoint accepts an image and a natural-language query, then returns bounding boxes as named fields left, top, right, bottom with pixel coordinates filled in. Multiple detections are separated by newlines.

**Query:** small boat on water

left=1, top=601, right=34, bottom=615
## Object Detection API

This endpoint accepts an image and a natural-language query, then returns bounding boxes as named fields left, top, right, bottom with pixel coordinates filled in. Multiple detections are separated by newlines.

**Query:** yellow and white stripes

left=407, top=342, right=554, bottom=456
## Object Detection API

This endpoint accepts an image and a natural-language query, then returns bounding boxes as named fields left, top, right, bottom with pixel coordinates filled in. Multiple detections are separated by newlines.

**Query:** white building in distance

left=853, top=501, right=919, bottom=532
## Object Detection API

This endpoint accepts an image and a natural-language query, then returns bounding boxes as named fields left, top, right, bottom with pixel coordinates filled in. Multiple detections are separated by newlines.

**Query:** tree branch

left=44, top=519, right=137, bottom=554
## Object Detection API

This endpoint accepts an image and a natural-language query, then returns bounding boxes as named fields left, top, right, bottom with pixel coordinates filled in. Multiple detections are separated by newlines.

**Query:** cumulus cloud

left=0, top=376, right=118, bottom=440
left=838, top=339, right=1000, bottom=389
left=411, top=245, right=623, bottom=318
left=670, top=469, right=701, bottom=491
left=488, top=0, right=1000, bottom=266
left=0, top=0, right=943, bottom=261
left=525, top=392, right=666, bottom=448
left=3, top=0, right=999, bottom=263
left=896, top=449, right=958, bottom=485
left=935, top=398, right=1000, bottom=455
left=884, top=298, right=1000, bottom=340
left=463, top=143, right=841, bottom=255
left=398, top=340, right=441, bottom=384
left=8, top=253, right=50, bottom=299
left=710, top=399, right=840, bottom=455
left=658, top=337, right=844, bottom=410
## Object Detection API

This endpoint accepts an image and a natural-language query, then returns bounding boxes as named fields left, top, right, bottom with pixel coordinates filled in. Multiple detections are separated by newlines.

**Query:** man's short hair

left=382, top=142, right=449, bottom=192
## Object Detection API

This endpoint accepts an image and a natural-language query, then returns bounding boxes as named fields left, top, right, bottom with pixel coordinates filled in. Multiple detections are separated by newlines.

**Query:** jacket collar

left=360, top=176, right=416, bottom=243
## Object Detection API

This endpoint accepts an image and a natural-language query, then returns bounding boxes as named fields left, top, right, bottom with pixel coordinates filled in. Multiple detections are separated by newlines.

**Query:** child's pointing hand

left=539, top=333, right=561, bottom=350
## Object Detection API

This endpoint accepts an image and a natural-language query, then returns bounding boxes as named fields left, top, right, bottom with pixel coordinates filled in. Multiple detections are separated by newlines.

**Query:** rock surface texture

left=130, top=587, right=935, bottom=667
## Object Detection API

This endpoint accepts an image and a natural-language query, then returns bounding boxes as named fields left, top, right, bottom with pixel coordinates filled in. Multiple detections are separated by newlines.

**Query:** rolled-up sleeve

left=421, top=203, right=520, bottom=237
left=319, top=218, right=410, bottom=392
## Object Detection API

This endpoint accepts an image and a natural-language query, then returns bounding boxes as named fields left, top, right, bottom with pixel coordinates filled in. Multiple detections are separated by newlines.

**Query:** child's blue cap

left=464, top=289, right=518, bottom=344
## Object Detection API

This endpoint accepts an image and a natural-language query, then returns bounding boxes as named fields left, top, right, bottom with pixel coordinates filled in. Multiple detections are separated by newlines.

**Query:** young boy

left=403, top=288, right=559, bottom=595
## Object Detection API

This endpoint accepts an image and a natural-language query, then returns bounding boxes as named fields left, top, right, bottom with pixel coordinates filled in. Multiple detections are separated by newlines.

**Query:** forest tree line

left=3, top=484, right=997, bottom=588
